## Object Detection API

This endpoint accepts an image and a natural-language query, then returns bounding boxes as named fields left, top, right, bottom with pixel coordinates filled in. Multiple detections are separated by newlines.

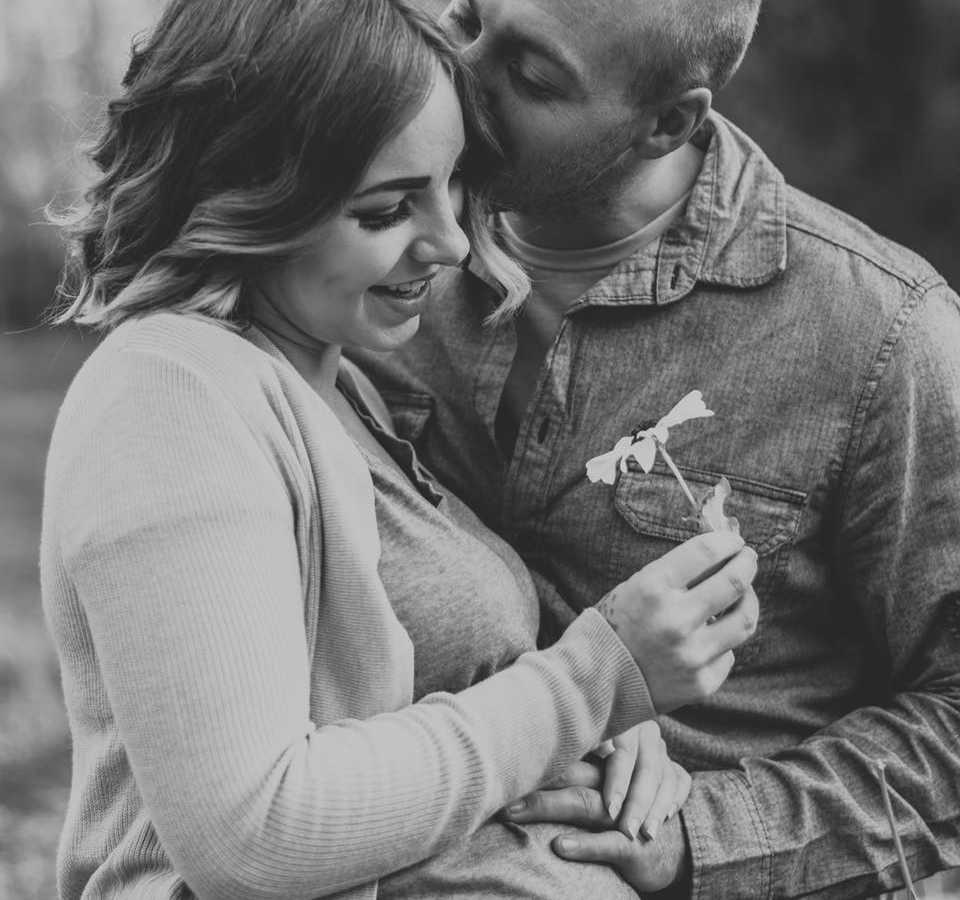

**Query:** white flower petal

left=585, top=437, right=633, bottom=484
left=586, top=449, right=625, bottom=484
left=658, top=389, right=715, bottom=430
left=628, top=437, right=658, bottom=473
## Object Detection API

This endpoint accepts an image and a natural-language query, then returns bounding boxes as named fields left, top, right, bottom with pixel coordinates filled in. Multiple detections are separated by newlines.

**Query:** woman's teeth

left=373, top=279, right=430, bottom=300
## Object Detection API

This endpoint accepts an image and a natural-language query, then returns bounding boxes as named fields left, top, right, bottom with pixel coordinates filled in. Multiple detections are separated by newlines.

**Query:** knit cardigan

left=40, top=313, right=654, bottom=900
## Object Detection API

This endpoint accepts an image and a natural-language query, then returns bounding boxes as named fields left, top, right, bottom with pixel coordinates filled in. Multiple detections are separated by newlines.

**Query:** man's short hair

left=626, top=0, right=762, bottom=106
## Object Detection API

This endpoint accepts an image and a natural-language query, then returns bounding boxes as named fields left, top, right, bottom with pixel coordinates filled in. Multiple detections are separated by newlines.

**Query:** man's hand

left=502, top=774, right=690, bottom=895
left=597, top=531, right=759, bottom=712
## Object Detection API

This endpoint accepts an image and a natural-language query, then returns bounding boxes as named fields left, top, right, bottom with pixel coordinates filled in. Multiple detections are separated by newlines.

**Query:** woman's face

left=259, top=68, right=470, bottom=353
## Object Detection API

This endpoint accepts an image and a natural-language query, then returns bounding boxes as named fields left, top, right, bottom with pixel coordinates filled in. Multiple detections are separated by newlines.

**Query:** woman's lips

left=369, top=274, right=436, bottom=301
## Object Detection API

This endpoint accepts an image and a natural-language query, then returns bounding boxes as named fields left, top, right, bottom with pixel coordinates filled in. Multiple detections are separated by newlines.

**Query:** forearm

left=682, top=688, right=960, bottom=899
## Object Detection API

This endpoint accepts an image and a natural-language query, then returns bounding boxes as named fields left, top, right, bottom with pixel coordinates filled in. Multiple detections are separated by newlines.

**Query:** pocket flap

left=614, top=466, right=805, bottom=556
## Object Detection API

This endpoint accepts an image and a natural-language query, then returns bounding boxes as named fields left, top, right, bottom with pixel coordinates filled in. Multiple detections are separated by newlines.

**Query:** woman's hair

left=51, top=0, right=528, bottom=331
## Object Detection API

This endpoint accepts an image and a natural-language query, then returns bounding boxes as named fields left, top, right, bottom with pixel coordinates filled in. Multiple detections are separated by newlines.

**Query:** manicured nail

left=641, top=820, right=659, bottom=841
left=625, top=818, right=642, bottom=841
left=504, top=799, right=526, bottom=815
left=607, top=793, right=624, bottom=821
left=556, top=836, right=579, bottom=853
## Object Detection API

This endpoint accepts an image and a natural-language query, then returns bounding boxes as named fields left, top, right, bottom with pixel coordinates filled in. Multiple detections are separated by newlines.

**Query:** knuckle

left=677, top=642, right=708, bottom=672
left=573, top=786, right=598, bottom=818
left=655, top=612, right=688, bottom=645
left=637, top=719, right=660, bottom=740
left=724, top=569, right=748, bottom=596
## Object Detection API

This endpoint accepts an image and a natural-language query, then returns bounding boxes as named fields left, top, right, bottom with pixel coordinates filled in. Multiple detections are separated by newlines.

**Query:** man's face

left=439, top=0, right=645, bottom=217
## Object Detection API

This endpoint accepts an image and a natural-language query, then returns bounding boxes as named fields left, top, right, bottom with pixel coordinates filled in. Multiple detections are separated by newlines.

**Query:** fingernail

left=607, top=793, right=624, bottom=821
left=642, top=820, right=659, bottom=841
left=625, top=818, right=641, bottom=841
left=556, top=837, right=579, bottom=853
left=504, top=799, right=526, bottom=815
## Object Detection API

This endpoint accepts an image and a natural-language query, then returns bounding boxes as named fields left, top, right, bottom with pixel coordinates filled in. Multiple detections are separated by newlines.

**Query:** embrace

left=41, top=0, right=960, bottom=898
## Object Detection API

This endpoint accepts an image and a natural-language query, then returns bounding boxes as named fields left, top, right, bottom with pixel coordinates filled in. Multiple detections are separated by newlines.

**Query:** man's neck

left=505, top=141, right=704, bottom=251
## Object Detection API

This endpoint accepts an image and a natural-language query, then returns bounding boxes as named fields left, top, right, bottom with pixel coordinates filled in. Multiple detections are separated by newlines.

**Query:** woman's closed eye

left=352, top=200, right=413, bottom=232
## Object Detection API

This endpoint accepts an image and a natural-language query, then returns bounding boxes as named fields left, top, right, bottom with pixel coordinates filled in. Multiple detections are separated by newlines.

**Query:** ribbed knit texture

left=40, top=313, right=654, bottom=900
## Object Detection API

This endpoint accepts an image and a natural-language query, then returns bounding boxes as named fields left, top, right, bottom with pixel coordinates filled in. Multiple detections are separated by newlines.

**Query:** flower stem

left=657, top=442, right=700, bottom=516
left=876, top=761, right=919, bottom=899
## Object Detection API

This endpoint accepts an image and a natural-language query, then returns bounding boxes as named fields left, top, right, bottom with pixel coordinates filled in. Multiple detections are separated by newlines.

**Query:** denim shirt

left=347, top=113, right=960, bottom=899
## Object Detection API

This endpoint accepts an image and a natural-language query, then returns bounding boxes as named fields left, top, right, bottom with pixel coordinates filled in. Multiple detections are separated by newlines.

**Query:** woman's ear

left=637, top=87, right=712, bottom=158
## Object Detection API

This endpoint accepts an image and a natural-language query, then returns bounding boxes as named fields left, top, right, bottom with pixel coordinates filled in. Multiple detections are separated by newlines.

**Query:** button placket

left=504, top=323, right=574, bottom=529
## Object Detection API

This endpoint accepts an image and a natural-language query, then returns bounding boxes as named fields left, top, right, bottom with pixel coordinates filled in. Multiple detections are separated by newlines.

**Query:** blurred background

left=1, top=1, right=958, bottom=897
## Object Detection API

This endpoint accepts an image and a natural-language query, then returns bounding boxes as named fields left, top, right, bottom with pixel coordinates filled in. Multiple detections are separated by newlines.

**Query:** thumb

left=552, top=830, right=628, bottom=864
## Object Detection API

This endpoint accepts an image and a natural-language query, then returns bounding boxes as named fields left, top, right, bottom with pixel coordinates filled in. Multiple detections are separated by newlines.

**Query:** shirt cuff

left=683, top=770, right=773, bottom=900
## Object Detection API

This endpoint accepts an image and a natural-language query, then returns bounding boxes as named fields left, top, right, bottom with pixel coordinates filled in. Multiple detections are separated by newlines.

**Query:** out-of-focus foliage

left=0, top=0, right=161, bottom=327
left=717, top=0, right=960, bottom=294
left=1, top=0, right=958, bottom=329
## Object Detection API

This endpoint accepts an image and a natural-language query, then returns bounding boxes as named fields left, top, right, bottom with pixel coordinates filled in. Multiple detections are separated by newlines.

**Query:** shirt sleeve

left=681, top=283, right=960, bottom=899
left=56, top=348, right=655, bottom=900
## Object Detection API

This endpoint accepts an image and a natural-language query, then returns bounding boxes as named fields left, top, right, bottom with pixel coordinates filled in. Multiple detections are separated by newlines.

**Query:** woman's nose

left=411, top=206, right=470, bottom=267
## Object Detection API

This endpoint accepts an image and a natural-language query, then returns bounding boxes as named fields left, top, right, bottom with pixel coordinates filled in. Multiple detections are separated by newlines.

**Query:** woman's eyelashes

left=352, top=171, right=464, bottom=233
left=354, top=201, right=413, bottom=232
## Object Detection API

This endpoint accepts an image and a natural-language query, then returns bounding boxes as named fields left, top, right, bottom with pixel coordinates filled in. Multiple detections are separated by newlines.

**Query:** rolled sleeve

left=683, top=771, right=773, bottom=900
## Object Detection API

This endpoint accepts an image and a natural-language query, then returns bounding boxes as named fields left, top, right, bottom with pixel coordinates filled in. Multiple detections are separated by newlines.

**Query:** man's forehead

left=497, top=0, right=648, bottom=69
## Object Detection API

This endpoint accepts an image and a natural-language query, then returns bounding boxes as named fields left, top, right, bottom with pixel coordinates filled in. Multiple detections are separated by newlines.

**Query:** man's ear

left=636, top=87, right=712, bottom=158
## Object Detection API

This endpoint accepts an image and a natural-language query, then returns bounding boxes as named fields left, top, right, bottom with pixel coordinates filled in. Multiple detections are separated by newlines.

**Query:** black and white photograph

left=1, top=1, right=959, bottom=898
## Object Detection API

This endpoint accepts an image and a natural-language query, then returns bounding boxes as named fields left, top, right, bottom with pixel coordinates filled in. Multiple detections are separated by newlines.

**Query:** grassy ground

left=0, top=328, right=97, bottom=900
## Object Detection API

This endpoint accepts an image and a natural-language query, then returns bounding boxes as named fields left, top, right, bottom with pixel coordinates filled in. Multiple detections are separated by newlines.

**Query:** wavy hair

left=50, top=0, right=528, bottom=331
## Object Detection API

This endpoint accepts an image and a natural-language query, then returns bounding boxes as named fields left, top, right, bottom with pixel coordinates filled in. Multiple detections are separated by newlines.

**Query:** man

left=350, top=0, right=960, bottom=896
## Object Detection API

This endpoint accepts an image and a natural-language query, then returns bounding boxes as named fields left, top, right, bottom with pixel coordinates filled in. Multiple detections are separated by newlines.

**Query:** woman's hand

left=597, top=531, right=759, bottom=712
left=503, top=721, right=690, bottom=842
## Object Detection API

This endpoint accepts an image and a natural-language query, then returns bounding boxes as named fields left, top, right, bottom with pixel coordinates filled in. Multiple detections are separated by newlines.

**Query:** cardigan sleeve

left=53, top=345, right=653, bottom=900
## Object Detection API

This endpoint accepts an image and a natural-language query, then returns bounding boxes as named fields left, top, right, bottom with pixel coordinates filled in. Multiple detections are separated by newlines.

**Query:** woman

left=42, top=1, right=753, bottom=897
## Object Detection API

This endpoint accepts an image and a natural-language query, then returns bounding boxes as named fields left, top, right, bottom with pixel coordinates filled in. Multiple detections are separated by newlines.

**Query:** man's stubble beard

left=488, top=123, right=638, bottom=220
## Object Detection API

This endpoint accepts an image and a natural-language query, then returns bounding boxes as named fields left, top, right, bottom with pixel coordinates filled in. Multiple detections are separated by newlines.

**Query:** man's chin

left=489, top=174, right=571, bottom=218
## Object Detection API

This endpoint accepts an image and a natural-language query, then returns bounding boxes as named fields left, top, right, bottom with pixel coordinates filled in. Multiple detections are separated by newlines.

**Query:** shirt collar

left=468, top=112, right=788, bottom=310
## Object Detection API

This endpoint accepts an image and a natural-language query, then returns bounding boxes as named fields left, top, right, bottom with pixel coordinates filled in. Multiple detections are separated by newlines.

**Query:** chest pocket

left=614, top=465, right=805, bottom=554
left=611, top=465, right=807, bottom=669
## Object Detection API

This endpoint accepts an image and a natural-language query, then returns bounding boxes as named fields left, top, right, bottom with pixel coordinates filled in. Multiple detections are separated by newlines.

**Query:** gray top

left=343, top=380, right=638, bottom=900
left=342, top=382, right=539, bottom=699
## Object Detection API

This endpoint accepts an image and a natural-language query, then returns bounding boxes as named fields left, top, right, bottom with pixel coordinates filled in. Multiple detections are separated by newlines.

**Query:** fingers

left=542, top=759, right=602, bottom=791
left=602, top=727, right=640, bottom=821
left=701, top=586, right=760, bottom=656
left=644, top=531, right=745, bottom=590
left=592, top=738, right=616, bottom=759
left=616, top=722, right=664, bottom=840
left=502, top=785, right=610, bottom=829
left=686, top=546, right=758, bottom=621
left=639, top=757, right=678, bottom=841
left=552, top=828, right=632, bottom=865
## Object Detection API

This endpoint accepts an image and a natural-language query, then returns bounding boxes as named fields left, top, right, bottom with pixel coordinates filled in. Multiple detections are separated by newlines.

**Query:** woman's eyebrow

left=354, top=176, right=430, bottom=198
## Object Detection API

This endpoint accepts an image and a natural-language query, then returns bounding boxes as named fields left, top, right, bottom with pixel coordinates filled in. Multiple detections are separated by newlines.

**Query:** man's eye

left=507, top=62, right=556, bottom=101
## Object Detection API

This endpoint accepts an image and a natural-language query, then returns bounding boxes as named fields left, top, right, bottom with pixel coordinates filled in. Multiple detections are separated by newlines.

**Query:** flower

left=585, top=390, right=714, bottom=485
